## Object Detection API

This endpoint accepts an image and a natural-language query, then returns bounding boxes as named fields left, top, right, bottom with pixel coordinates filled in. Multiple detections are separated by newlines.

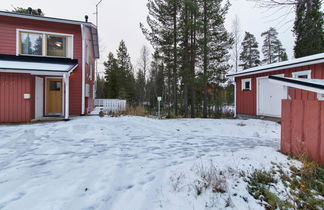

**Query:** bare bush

left=170, top=173, right=186, bottom=192
left=193, top=162, right=228, bottom=195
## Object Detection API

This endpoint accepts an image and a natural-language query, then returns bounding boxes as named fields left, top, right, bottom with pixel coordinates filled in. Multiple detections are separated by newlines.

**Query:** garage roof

left=0, top=54, right=78, bottom=76
left=269, top=75, right=324, bottom=94
left=227, top=52, right=324, bottom=78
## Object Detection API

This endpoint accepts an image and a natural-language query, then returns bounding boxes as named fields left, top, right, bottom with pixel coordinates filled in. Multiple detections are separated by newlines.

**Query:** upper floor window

left=18, top=30, right=73, bottom=58
left=47, top=35, right=67, bottom=57
left=20, top=32, right=43, bottom=56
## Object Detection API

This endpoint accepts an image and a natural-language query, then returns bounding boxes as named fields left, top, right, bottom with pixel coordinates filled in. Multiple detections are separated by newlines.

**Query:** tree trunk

left=173, top=1, right=178, bottom=117
left=202, top=0, right=208, bottom=118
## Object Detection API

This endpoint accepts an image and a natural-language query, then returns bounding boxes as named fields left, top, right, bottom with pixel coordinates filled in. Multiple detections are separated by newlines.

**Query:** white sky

left=2, top=0, right=298, bottom=74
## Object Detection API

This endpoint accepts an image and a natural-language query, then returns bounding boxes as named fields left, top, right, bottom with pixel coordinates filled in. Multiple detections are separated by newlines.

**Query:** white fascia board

left=269, top=78, right=324, bottom=94
left=0, top=11, right=96, bottom=28
left=0, top=69, right=65, bottom=76
left=227, top=55, right=324, bottom=78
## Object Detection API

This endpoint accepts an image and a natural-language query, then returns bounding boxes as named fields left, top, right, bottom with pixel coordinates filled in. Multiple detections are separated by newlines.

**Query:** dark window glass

left=20, top=32, right=43, bottom=55
left=245, top=81, right=250, bottom=90
left=50, top=81, right=61, bottom=91
left=298, top=75, right=308, bottom=79
left=47, top=35, right=67, bottom=57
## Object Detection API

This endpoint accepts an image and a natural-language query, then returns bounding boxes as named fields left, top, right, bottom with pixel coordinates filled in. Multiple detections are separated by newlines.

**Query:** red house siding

left=235, top=62, right=324, bottom=116
left=0, top=15, right=97, bottom=120
left=0, top=73, right=33, bottom=122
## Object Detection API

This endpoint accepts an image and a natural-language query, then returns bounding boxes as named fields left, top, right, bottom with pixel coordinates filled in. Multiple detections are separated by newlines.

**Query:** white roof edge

left=269, top=76, right=324, bottom=94
left=227, top=52, right=324, bottom=78
left=0, top=11, right=97, bottom=28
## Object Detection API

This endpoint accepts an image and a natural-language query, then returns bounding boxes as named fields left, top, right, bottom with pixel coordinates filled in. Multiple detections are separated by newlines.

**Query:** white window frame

left=242, top=78, right=252, bottom=91
left=292, top=70, right=312, bottom=79
left=317, top=93, right=324, bottom=101
left=16, top=29, right=74, bottom=59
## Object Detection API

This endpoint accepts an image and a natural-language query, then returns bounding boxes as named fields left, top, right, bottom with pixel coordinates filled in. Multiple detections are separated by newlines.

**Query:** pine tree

left=274, top=39, right=288, bottom=62
left=239, top=32, right=260, bottom=70
left=294, top=0, right=324, bottom=58
left=197, top=0, right=232, bottom=118
left=141, top=0, right=181, bottom=117
left=261, top=27, right=286, bottom=64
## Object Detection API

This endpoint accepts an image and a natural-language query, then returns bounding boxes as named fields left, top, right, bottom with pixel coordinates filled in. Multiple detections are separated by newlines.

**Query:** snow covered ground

left=0, top=116, right=297, bottom=210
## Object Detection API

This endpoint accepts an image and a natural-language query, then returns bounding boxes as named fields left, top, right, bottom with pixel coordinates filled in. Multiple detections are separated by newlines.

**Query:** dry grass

left=124, top=106, right=146, bottom=116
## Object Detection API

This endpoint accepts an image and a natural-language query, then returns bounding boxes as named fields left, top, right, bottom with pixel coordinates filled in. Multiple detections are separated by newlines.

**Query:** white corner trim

left=292, top=70, right=312, bottom=79
left=81, top=24, right=86, bottom=115
left=241, top=78, right=252, bottom=91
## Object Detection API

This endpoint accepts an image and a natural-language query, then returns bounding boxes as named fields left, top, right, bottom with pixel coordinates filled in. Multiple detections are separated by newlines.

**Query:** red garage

left=227, top=53, right=324, bottom=118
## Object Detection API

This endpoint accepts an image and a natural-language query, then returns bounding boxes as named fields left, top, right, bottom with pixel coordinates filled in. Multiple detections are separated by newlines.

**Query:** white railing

left=94, top=99, right=127, bottom=113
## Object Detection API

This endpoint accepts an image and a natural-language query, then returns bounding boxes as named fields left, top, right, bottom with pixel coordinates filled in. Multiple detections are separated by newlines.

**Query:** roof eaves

left=0, top=10, right=95, bottom=27
left=227, top=53, right=324, bottom=78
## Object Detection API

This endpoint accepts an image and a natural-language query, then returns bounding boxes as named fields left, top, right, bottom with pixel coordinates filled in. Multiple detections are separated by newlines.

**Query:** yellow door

left=46, top=79, right=62, bottom=115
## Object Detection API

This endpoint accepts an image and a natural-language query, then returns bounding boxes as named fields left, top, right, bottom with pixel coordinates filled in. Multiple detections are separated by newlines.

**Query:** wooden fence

left=281, top=99, right=324, bottom=164
left=94, top=99, right=127, bottom=113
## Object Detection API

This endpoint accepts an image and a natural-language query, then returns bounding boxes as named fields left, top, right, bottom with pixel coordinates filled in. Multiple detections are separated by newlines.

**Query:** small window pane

left=298, top=75, right=308, bottom=79
left=50, top=81, right=61, bottom=91
left=20, top=32, right=43, bottom=55
left=47, top=35, right=67, bottom=57
left=245, top=81, right=250, bottom=90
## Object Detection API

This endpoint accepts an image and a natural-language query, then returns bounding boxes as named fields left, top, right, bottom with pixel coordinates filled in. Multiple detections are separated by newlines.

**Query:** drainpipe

left=64, top=73, right=70, bottom=120
left=234, top=81, right=237, bottom=118
left=81, top=24, right=86, bottom=115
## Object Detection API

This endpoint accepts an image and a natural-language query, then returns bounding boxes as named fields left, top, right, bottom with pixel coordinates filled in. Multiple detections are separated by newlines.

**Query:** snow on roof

left=0, top=59, right=78, bottom=76
left=227, top=52, right=324, bottom=78
left=269, top=75, right=324, bottom=94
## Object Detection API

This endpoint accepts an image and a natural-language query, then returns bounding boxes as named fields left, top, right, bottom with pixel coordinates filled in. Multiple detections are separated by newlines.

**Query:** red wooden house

left=0, top=11, right=99, bottom=123
left=227, top=53, right=324, bottom=118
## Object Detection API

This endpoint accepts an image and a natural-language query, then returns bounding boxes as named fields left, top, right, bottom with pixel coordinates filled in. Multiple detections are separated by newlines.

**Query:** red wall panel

left=281, top=99, right=324, bottom=164
left=0, top=73, right=33, bottom=122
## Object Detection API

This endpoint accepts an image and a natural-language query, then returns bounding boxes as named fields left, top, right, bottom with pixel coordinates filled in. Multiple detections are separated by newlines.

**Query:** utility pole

left=95, top=0, right=103, bottom=28
left=94, top=0, right=103, bottom=94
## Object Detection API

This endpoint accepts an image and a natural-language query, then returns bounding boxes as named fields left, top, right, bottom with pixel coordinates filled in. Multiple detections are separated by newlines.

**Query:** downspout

left=81, top=24, right=86, bottom=115
left=234, top=80, right=237, bottom=118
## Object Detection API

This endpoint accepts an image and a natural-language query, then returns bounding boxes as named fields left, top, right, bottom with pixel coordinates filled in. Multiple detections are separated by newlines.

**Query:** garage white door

left=257, top=76, right=287, bottom=117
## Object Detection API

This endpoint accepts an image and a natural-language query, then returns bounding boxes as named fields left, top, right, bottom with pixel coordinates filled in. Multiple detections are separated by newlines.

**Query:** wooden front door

left=46, top=78, right=62, bottom=115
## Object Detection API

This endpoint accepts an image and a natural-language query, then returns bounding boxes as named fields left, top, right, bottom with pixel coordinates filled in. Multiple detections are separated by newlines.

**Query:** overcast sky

left=2, top=0, right=299, bottom=74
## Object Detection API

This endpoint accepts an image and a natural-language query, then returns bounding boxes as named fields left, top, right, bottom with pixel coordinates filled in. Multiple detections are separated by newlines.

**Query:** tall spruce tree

left=294, top=0, right=324, bottom=58
left=104, top=41, right=136, bottom=104
left=104, top=53, right=120, bottom=99
left=116, top=40, right=136, bottom=104
left=239, top=32, right=260, bottom=70
left=261, top=27, right=286, bottom=64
